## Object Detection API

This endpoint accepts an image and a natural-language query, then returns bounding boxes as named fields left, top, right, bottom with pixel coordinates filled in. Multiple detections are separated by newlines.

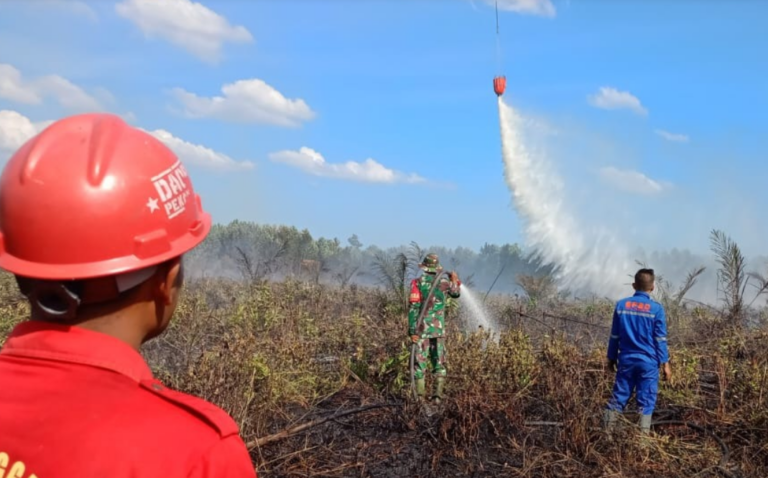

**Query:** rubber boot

left=603, top=409, right=619, bottom=440
left=432, top=376, right=446, bottom=404
left=638, top=413, right=654, bottom=450
left=639, top=413, right=653, bottom=434
left=415, top=377, right=426, bottom=399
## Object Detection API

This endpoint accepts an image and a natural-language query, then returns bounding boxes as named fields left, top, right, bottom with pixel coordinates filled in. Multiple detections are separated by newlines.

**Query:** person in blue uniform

left=604, top=268, right=672, bottom=434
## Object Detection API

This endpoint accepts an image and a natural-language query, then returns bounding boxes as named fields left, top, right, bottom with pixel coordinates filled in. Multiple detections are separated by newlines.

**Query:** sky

left=0, top=0, right=766, bottom=260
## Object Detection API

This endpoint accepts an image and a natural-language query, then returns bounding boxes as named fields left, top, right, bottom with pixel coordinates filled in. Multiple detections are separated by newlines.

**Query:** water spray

left=490, top=4, right=630, bottom=299
left=496, top=95, right=631, bottom=298
left=458, top=284, right=499, bottom=342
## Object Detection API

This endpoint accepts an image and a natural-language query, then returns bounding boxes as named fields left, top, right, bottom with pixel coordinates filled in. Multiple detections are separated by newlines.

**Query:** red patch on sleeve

left=409, top=280, right=422, bottom=303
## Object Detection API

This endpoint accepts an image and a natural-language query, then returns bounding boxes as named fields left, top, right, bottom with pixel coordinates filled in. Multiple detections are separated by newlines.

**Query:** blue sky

left=0, top=0, right=766, bottom=258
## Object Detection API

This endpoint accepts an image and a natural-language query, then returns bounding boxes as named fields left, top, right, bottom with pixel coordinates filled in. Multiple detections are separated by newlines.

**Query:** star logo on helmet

left=146, top=197, right=159, bottom=213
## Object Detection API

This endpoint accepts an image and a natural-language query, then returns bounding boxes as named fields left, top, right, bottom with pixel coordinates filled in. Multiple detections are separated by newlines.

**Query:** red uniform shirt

left=0, top=320, right=257, bottom=477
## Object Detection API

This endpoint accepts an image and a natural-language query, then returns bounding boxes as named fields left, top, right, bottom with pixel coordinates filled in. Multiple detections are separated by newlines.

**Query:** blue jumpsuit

left=606, top=291, right=669, bottom=416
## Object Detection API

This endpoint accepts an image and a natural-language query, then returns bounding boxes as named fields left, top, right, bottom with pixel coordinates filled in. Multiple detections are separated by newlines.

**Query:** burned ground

left=1, top=274, right=766, bottom=477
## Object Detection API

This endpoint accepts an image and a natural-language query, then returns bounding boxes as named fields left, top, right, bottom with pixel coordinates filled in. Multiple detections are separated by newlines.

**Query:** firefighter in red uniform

left=0, top=113, right=257, bottom=477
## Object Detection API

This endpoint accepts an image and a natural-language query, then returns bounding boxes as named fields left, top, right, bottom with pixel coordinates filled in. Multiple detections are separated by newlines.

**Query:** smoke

left=496, top=96, right=768, bottom=307
left=179, top=102, right=767, bottom=308
left=497, top=96, right=634, bottom=300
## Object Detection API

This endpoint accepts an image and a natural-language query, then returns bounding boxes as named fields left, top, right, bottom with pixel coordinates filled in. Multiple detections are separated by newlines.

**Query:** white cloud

left=38, top=0, right=98, bottom=21
left=655, top=129, right=689, bottom=143
left=0, top=110, right=52, bottom=157
left=115, top=0, right=253, bottom=63
left=484, top=0, right=556, bottom=17
left=63, top=1, right=98, bottom=21
left=146, top=129, right=254, bottom=172
left=0, top=63, right=104, bottom=111
left=171, top=79, right=316, bottom=127
left=7, top=0, right=99, bottom=21
left=0, top=109, right=250, bottom=172
left=598, top=166, right=666, bottom=195
left=588, top=87, right=648, bottom=116
left=35, top=76, right=105, bottom=111
left=122, top=111, right=138, bottom=123
left=0, top=65, right=38, bottom=104
left=269, top=147, right=426, bottom=184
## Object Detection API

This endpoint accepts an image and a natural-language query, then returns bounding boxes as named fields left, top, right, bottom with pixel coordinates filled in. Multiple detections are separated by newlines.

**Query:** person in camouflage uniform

left=408, top=253, right=461, bottom=404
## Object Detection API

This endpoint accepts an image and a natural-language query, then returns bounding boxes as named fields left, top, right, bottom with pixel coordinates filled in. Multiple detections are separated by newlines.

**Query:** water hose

left=409, top=269, right=447, bottom=402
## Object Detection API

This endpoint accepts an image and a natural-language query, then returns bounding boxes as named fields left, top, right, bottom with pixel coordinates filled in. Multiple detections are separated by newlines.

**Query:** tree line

left=185, top=220, right=554, bottom=295
left=185, top=220, right=768, bottom=323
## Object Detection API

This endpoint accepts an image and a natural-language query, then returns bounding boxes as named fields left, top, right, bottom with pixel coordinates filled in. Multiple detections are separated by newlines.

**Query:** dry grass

left=1, top=272, right=767, bottom=477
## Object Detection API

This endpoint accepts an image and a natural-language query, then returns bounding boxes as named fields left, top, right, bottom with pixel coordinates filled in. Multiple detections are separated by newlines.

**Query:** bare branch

left=246, top=403, right=397, bottom=449
left=674, top=265, right=707, bottom=305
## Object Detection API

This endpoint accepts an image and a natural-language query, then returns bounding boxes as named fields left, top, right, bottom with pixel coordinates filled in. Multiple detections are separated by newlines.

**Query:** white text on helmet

left=150, top=161, right=191, bottom=219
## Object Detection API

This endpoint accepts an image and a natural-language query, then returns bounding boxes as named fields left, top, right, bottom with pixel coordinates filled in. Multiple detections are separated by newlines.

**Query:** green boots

left=414, top=376, right=445, bottom=404
left=415, top=377, right=426, bottom=398
left=432, top=376, right=446, bottom=404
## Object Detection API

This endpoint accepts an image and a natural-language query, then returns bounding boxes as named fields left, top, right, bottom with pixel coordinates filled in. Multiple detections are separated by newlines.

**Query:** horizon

left=193, top=219, right=767, bottom=307
left=0, top=0, right=765, bottom=260
left=207, top=217, right=766, bottom=264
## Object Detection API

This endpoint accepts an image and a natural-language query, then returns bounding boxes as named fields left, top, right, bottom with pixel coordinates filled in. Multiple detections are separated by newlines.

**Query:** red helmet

left=0, top=113, right=211, bottom=280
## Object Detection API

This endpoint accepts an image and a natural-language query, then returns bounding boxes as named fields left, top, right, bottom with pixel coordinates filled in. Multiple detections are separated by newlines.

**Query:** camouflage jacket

left=408, top=273, right=461, bottom=338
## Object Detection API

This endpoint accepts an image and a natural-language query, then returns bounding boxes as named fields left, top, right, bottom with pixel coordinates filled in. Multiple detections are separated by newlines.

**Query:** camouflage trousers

left=413, top=337, right=447, bottom=380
